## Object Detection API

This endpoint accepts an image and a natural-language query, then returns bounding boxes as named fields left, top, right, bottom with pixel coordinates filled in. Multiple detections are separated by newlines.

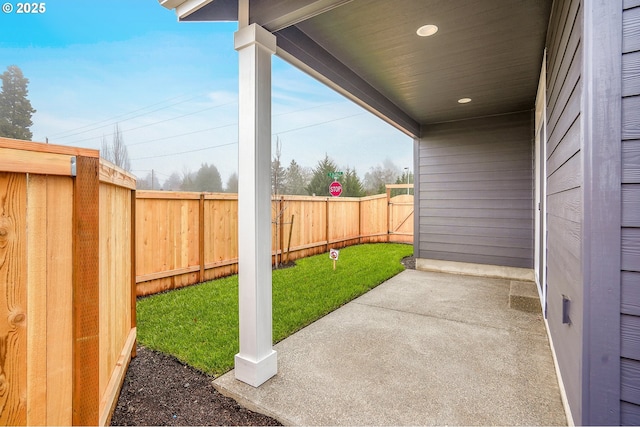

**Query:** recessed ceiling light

left=416, top=24, right=438, bottom=37
left=458, top=97, right=472, bottom=104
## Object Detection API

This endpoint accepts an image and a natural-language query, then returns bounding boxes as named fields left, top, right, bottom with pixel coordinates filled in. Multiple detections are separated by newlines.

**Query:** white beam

left=170, top=0, right=214, bottom=19
left=234, top=23, right=278, bottom=387
left=258, top=0, right=354, bottom=32
left=238, top=0, right=249, bottom=28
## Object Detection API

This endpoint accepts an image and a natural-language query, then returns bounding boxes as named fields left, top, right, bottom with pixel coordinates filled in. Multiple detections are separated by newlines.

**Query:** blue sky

left=0, top=0, right=412, bottom=186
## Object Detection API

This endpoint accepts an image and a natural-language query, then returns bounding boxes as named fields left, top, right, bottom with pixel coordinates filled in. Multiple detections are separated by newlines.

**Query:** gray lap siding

left=417, top=111, right=534, bottom=269
left=621, top=0, right=640, bottom=423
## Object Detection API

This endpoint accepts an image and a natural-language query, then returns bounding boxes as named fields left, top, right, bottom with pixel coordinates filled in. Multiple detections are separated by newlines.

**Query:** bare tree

left=180, top=167, right=196, bottom=191
left=363, top=158, right=401, bottom=195
left=271, top=136, right=285, bottom=195
left=101, top=123, right=131, bottom=171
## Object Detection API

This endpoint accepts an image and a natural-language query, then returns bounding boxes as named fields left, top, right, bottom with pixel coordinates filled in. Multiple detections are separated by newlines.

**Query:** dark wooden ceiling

left=162, top=0, right=552, bottom=137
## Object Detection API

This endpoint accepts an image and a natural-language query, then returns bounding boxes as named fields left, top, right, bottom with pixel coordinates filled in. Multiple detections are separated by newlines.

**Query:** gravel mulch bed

left=401, top=255, right=416, bottom=270
left=110, top=346, right=281, bottom=426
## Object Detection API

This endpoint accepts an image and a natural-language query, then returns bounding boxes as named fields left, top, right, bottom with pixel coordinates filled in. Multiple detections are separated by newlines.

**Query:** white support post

left=233, top=23, right=278, bottom=387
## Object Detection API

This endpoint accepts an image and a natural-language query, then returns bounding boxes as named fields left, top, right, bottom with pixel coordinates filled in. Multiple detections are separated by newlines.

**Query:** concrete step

left=509, top=280, right=541, bottom=313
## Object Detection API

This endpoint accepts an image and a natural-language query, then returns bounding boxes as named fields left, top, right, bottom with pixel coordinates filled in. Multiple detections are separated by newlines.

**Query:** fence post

left=199, top=194, right=205, bottom=282
left=386, top=187, right=391, bottom=243
left=279, top=196, right=285, bottom=265
left=72, top=155, right=100, bottom=426
left=358, top=198, right=362, bottom=244
left=325, top=198, right=330, bottom=252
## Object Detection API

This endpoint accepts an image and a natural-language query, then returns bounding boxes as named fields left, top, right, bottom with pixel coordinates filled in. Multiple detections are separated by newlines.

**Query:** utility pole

left=404, top=167, right=409, bottom=194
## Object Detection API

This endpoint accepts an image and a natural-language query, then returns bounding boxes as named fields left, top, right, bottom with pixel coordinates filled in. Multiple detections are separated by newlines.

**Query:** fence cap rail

left=385, top=183, right=414, bottom=189
left=137, top=190, right=240, bottom=200
left=0, top=137, right=99, bottom=157
left=99, top=159, right=136, bottom=190
left=360, top=194, right=387, bottom=201
left=0, top=146, right=78, bottom=176
left=135, top=192, right=397, bottom=201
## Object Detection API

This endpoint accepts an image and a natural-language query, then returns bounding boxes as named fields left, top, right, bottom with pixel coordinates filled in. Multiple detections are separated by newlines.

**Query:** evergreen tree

left=306, top=154, right=338, bottom=196
left=163, top=172, right=183, bottom=191
left=393, top=169, right=414, bottom=196
left=283, top=159, right=308, bottom=195
left=225, top=172, right=238, bottom=193
left=193, top=163, right=223, bottom=192
left=342, top=167, right=365, bottom=197
left=0, top=65, right=36, bottom=140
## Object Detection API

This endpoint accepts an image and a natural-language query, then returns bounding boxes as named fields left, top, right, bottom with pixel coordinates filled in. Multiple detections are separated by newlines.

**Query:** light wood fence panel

left=0, top=137, right=136, bottom=426
left=360, top=195, right=388, bottom=243
left=136, top=190, right=413, bottom=296
left=135, top=192, right=200, bottom=295
left=204, top=194, right=239, bottom=281
left=271, top=196, right=328, bottom=262
left=98, top=161, right=136, bottom=426
left=327, top=198, right=361, bottom=248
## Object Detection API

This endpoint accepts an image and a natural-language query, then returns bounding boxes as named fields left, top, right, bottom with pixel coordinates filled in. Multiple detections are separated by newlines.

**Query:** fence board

left=360, top=195, right=387, bottom=243
left=0, top=173, right=27, bottom=426
left=205, top=197, right=238, bottom=280
left=99, top=181, right=133, bottom=415
left=0, top=140, right=135, bottom=426
left=26, top=175, right=47, bottom=426
left=45, top=176, right=73, bottom=426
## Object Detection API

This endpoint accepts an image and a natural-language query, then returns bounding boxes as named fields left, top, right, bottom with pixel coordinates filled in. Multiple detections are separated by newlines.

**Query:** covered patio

left=159, top=0, right=640, bottom=424
left=158, top=0, right=551, bottom=387
left=213, top=269, right=566, bottom=425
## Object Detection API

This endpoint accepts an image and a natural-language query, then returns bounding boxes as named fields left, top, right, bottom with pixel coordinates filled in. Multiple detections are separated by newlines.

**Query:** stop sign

left=329, top=180, right=342, bottom=197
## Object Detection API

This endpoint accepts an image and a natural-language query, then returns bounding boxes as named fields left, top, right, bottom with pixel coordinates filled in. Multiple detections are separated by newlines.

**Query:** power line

left=48, top=91, right=207, bottom=139
left=127, top=121, right=237, bottom=147
left=126, top=101, right=349, bottom=148
left=131, top=141, right=237, bottom=160
left=131, top=169, right=173, bottom=178
left=58, top=94, right=212, bottom=143
left=273, top=100, right=348, bottom=117
left=274, top=112, right=365, bottom=135
left=58, top=98, right=340, bottom=145
left=64, top=102, right=235, bottom=146
left=129, top=111, right=366, bottom=161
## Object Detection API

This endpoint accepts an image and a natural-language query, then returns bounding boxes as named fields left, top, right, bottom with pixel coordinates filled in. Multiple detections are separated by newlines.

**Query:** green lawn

left=137, top=243, right=413, bottom=376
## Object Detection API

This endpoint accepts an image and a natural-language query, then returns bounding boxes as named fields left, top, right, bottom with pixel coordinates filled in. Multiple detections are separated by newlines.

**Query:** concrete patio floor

left=214, top=269, right=567, bottom=426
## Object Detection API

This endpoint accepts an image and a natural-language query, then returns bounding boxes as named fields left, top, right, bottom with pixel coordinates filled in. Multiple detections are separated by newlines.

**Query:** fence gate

left=386, top=184, right=414, bottom=244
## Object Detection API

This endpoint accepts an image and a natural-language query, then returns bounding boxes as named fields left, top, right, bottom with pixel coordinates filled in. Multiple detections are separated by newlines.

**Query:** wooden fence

left=135, top=185, right=414, bottom=296
left=0, top=137, right=136, bottom=426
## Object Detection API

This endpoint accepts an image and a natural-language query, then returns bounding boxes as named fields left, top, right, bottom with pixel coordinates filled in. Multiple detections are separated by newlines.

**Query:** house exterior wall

left=621, top=0, right=640, bottom=423
left=546, top=0, right=635, bottom=424
left=416, top=112, right=534, bottom=269
left=544, top=0, right=584, bottom=422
